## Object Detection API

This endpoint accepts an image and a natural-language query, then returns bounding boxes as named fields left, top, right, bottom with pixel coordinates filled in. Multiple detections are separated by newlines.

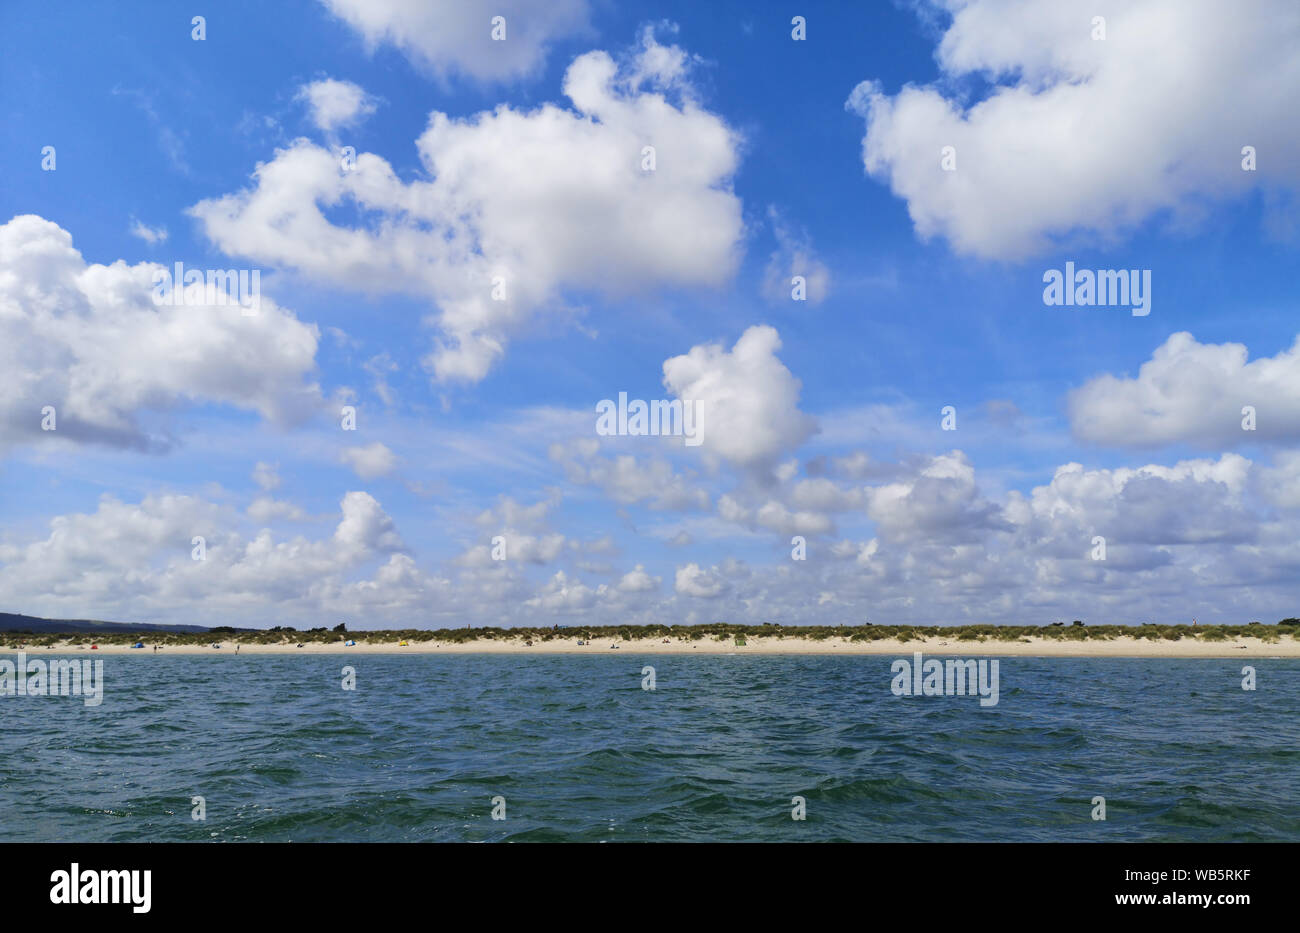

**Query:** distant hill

left=0, top=612, right=214, bottom=634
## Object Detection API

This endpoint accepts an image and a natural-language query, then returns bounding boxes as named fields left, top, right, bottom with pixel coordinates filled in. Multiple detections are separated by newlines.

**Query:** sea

left=2, top=654, right=1296, bottom=842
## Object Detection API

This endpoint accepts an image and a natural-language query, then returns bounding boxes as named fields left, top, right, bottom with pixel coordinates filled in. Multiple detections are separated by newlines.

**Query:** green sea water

left=1, top=654, right=1295, bottom=841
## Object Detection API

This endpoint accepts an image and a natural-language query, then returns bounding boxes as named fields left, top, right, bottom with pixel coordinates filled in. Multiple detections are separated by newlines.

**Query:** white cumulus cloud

left=297, top=78, right=379, bottom=132
left=662, top=325, right=818, bottom=477
left=1068, top=332, right=1300, bottom=447
left=847, top=0, right=1300, bottom=259
left=674, top=562, right=728, bottom=598
left=0, top=215, right=323, bottom=453
left=189, top=29, right=743, bottom=384
left=318, top=0, right=589, bottom=82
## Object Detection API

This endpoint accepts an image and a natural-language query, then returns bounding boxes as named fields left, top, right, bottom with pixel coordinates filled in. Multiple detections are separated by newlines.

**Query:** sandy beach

left=13, top=634, right=1300, bottom=658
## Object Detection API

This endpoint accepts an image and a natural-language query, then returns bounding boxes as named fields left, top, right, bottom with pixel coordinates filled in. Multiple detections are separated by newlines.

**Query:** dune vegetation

left=3, top=619, right=1297, bottom=649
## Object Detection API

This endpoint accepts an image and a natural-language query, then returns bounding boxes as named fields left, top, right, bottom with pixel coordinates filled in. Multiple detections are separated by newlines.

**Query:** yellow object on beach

left=399, top=640, right=409, bottom=646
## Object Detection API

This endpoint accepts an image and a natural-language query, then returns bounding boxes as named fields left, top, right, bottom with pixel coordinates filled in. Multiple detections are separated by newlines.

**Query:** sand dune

left=16, top=634, right=1300, bottom=658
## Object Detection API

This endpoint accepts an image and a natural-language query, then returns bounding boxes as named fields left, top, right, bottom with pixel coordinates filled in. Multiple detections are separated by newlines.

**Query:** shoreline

left=7, top=634, right=1299, bottom=658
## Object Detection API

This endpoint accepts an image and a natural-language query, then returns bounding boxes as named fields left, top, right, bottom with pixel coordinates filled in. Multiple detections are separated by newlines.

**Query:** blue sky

left=2, top=0, right=1298, bottom=628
